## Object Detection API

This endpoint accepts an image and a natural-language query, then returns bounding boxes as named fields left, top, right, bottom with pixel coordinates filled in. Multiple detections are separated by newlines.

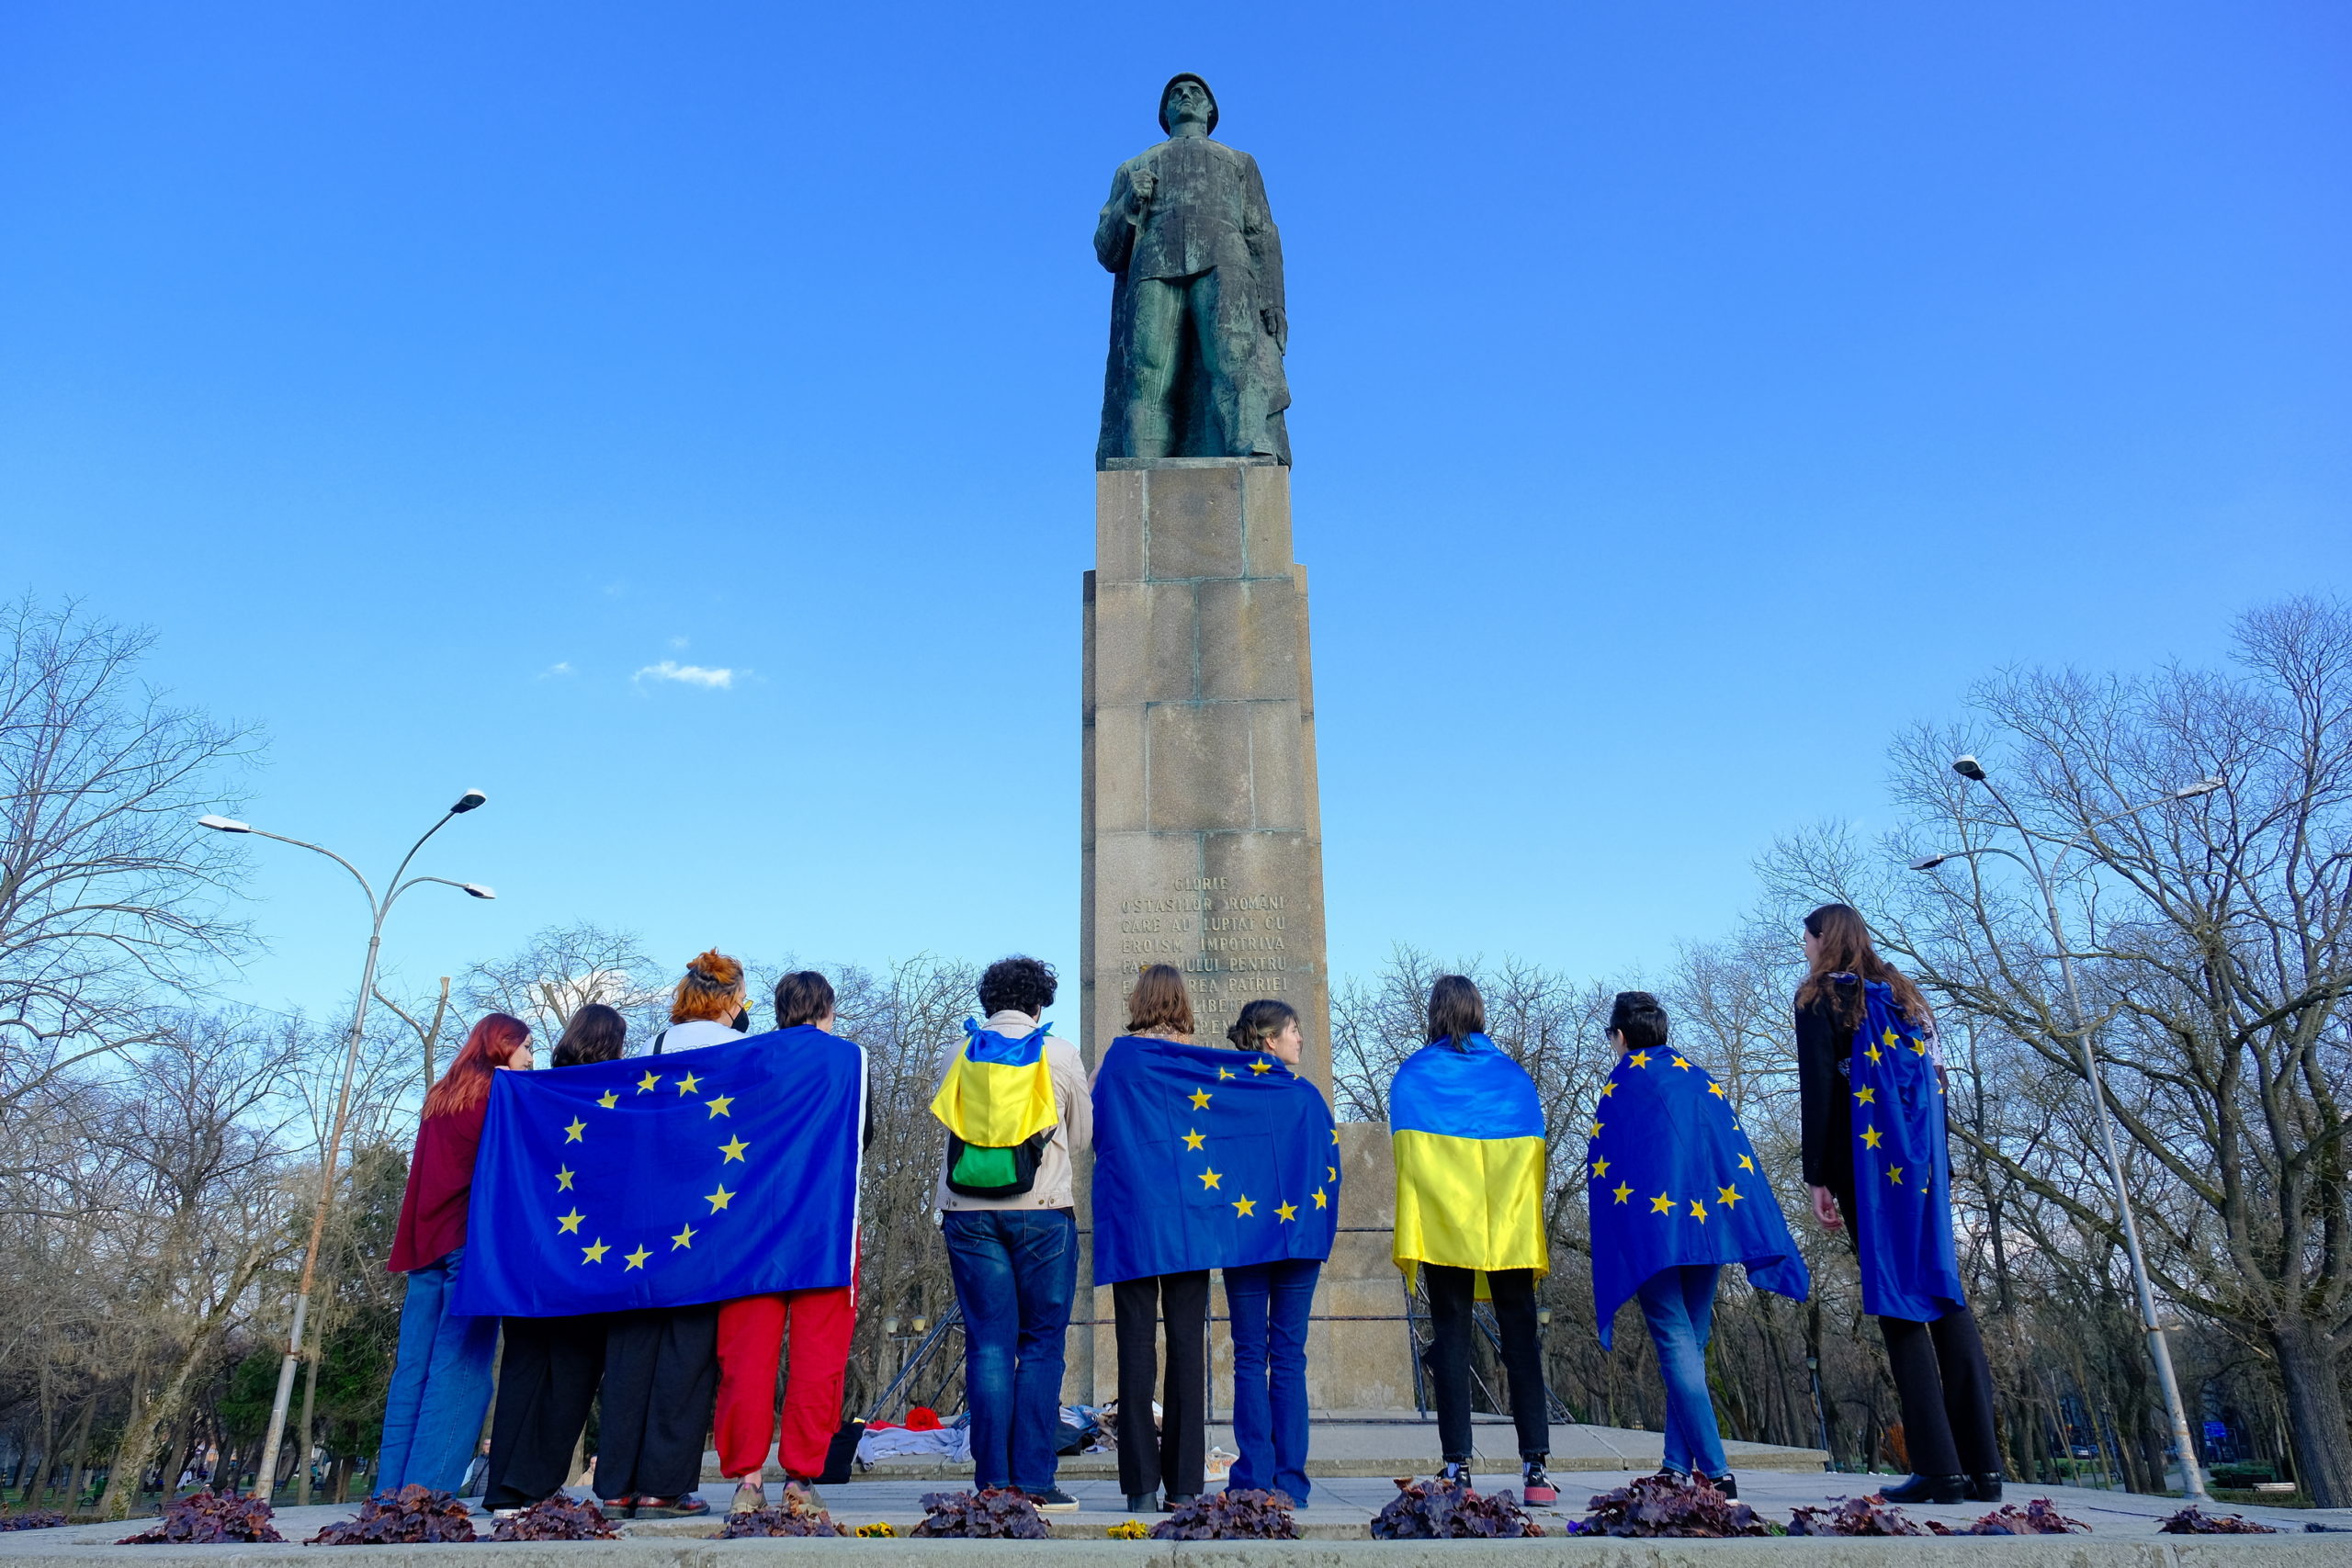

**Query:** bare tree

left=1764, top=595, right=2352, bottom=1502
left=0, top=594, right=257, bottom=1120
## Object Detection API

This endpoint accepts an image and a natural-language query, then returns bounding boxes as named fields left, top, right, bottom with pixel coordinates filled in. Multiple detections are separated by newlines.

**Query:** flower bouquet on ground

left=1572, top=1472, right=1769, bottom=1538
left=909, top=1488, right=1047, bottom=1540
left=1371, top=1476, right=1546, bottom=1540
left=1788, top=1495, right=1928, bottom=1536
left=307, top=1484, right=476, bottom=1544
left=119, top=1490, right=284, bottom=1545
left=2158, top=1506, right=2278, bottom=1535
left=1150, top=1490, right=1299, bottom=1540
left=492, top=1495, right=619, bottom=1540
left=1926, top=1498, right=2089, bottom=1535
left=718, top=1489, right=848, bottom=1538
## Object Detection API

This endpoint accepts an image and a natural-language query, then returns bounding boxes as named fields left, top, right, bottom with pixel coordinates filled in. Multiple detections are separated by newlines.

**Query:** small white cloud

left=669, top=635, right=690, bottom=650
left=538, top=660, right=575, bottom=679
left=635, top=660, right=735, bottom=689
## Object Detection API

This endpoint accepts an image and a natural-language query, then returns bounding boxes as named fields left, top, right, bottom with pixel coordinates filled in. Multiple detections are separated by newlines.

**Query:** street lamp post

left=200, top=791, right=497, bottom=1501
left=1911, top=757, right=2220, bottom=1501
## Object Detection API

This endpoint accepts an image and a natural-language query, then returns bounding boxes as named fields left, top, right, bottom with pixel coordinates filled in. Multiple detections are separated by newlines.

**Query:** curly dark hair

left=978, top=955, right=1057, bottom=1019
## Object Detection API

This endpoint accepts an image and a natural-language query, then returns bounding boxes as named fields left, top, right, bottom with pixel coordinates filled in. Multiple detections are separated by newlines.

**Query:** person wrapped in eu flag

left=1587, top=992, right=1807, bottom=1495
left=1387, top=975, right=1559, bottom=1505
left=1091, top=966, right=1338, bottom=1511
left=454, top=952, right=865, bottom=1517
left=1795, top=904, right=2001, bottom=1507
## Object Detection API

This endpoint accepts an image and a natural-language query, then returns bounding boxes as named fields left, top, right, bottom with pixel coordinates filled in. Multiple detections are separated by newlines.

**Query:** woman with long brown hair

left=379, top=1012, right=534, bottom=1494
left=1098, top=964, right=1208, bottom=1514
left=1796, top=903, right=2002, bottom=1506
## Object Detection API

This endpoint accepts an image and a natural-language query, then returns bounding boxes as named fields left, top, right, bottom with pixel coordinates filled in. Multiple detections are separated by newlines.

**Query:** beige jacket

left=932, top=1010, right=1092, bottom=1213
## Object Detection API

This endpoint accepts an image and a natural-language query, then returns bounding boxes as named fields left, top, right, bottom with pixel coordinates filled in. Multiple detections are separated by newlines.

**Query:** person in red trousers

left=717, top=969, right=869, bottom=1513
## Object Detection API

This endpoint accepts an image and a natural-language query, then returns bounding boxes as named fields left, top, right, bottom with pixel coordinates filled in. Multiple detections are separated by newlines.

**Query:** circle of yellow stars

left=1853, top=1023, right=1940, bottom=1200
left=558, top=1065, right=748, bottom=1269
left=1589, top=1047, right=1758, bottom=1227
left=1182, top=1054, right=1335, bottom=1224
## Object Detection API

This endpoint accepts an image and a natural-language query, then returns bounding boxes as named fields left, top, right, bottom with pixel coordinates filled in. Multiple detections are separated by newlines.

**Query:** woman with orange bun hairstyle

left=379, top=1012, right=535, bottom=1494
left=594, top=950, right=748, bottom=1519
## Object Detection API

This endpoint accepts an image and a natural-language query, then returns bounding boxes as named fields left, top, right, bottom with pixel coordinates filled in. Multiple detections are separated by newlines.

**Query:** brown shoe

left=632, top=1495, right=710, bottom=1518
left=729, top=1481, right=766, bottom=1514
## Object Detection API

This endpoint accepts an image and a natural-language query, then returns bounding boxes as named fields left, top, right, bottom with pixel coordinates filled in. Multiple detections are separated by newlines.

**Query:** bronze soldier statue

left=1095, top=74, right=1291, bottom=467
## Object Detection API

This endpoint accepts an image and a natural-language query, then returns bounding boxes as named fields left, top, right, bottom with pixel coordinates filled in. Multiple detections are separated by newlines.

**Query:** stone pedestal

left=1072, top=457, right=1408, bottom=1416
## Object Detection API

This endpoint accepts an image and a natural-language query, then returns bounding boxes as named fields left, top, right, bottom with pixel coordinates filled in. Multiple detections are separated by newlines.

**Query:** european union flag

left=1586, top=1043, right=1807, bottom=1347
left=450, top=1028, right=864, bottom=1316
left=1849, top=981, right=1962, bottom=1321
left=1091, top=1036, right=1339, bottom=1284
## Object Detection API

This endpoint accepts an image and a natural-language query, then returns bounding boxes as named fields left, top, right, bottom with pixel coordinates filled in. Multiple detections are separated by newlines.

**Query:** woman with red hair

left=379, top=1012, right=535, bottom=1494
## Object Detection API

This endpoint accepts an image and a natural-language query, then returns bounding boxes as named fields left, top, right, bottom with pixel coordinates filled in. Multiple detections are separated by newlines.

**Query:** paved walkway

left=6, top=1470, right=2337, bottom=1548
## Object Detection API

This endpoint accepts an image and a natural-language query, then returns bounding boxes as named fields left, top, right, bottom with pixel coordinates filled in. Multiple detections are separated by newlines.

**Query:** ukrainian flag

left=929, top=1018, right=1058, bottom=1147
left=1390, top=1033, right=1549, bottom=1280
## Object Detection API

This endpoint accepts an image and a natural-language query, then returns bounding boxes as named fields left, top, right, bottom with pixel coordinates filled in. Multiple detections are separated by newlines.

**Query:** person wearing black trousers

left=1102, top=964, right=1209, bottom=1514
left=1795, top=903, right=2003, bottom=1506
left=481, top=1004, right=628, bottom=1513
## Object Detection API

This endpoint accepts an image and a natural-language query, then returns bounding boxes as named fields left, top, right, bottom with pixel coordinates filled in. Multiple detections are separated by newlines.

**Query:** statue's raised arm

left=1095, top=74, right=1292, bottom=468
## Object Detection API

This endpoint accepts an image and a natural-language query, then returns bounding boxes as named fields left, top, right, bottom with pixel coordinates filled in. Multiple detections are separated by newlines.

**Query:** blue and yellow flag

left=1091, top=1036, right=1339, bottom=1284
left=450, top=1028, right=864, bottom=1316
left=1585, top=1044, right=1808, bottom=1347
left=1391, top=1035, right=1548, bottom=1280
left=929, top=1018, right=1057, bottom=1146
left=1850, top=981, right=1962, bottom=1321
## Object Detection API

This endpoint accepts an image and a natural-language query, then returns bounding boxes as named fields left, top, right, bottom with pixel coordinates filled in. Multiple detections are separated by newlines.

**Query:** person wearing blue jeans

left=1222, top=1258, right=1319, bottom=1505
left=928, top=958, right=1092, bottom=1510
left=942, top=1209, right=1079, bottom=1493
left=378, top=1247, right=502, bottom=1493
left=380, top=1013, right=533, bottom=1495
left=1634, top=1263, right=1729, bottom=1485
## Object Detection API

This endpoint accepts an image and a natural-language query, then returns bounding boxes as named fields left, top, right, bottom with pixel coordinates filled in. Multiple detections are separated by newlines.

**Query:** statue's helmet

left=1158, top=73, right=1219, bottom=135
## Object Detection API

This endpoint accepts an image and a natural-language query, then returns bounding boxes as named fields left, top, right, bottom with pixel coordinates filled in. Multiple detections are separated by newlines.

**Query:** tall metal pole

left=226, top=801, right=489, bottom=1500
left=1951, top=778, right=2208, bottom=1500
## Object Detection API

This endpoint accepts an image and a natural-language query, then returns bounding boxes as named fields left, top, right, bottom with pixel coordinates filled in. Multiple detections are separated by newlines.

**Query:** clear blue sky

left=6, top=2, right=2346, bottom=1022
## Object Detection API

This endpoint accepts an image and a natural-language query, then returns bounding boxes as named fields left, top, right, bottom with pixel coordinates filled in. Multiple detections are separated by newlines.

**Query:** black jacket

left=1795, top=982, right=1859, bottom=1192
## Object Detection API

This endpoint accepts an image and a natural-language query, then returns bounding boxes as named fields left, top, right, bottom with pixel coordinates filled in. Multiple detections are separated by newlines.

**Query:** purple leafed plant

left=1787, top=1495, right=1928, bottom=1536
left=1369, top=1477, right=1546, bottom=1540
left=718, top=1490, right=848, bottom=1539
left=1927, top=1497, right=2090, bottom=1536
left=1150, top=1489, right=1300, bottom=1540
left=492, top=1495, right=621, bottom=1540
left=910, top=1487, right=1048, bottom=1540
left=306, top=1484, right=478, bottom=1544
left=2158, top=1506, right=2279, bottom=1535
left=1, top=1510, right=68, bottom=1531
left=118, top=1490, right=284, bottom=1544
left=1574, top=1472, right=1770, bottom=1538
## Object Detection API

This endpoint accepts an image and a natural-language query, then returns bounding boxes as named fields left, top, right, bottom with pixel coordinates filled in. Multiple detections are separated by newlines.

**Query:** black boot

left=1967, top=1472, right=2005, bottom=1504
left=1878, top=1473, right=1967, bottom=1505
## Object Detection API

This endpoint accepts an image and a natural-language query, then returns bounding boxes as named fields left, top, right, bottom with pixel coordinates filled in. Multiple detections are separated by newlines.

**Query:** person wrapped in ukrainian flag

left=1388, top=974, right=1558, bottom=1505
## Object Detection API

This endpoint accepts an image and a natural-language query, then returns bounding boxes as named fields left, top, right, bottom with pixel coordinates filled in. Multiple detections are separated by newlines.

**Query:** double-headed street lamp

left=1911, top=756, right=2221, bottom=1500
left=199, top=791, right=497, bottom=1500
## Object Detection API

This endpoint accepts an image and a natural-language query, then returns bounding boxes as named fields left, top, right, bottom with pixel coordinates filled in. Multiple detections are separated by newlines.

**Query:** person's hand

left=1261, top=306, right=1288, bottom=347
left=1130, top=168, right=1156, bottom=205
left=1810, top=1185, right=1844, bottom=1231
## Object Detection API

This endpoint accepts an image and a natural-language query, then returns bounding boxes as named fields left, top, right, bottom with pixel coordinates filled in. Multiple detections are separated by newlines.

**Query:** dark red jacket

left=387, top=1099, right=490, bottom=1274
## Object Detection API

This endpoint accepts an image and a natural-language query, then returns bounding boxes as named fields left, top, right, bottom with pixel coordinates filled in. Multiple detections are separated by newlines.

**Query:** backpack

left=933, top=1020, right=1060, bottom=1199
